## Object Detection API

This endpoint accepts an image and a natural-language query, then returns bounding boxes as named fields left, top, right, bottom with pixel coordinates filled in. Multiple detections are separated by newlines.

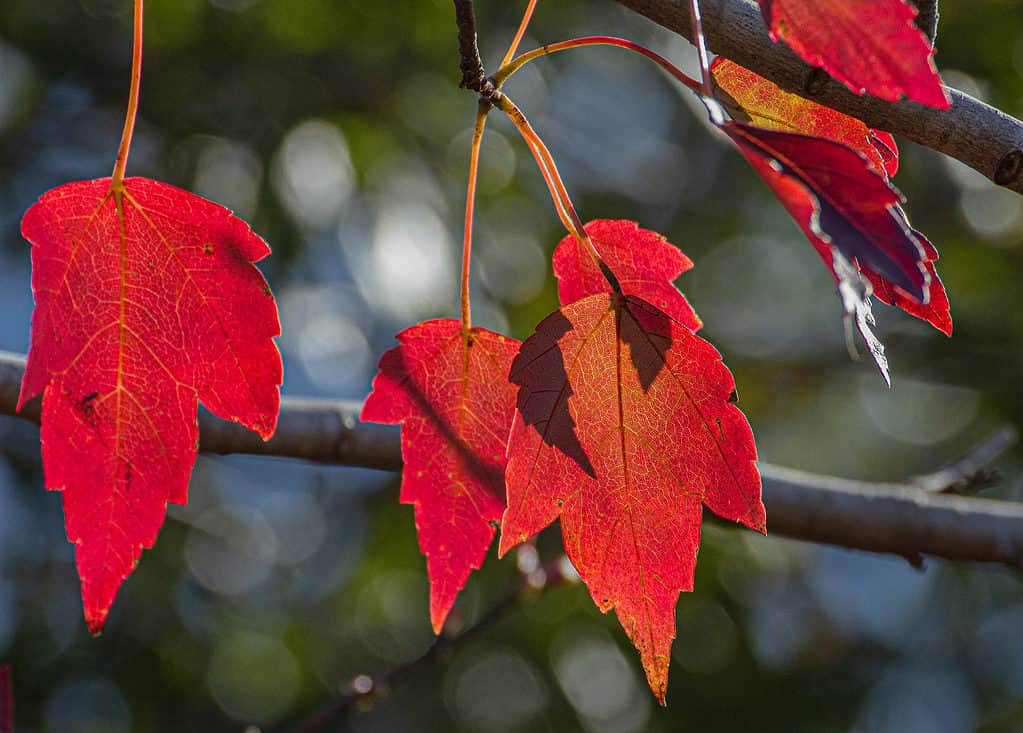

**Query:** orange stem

left=495, top=94, right=614, bottom=289
left=494, top=35, right=702, bottom=93
left=111, top=0, right=143, bottom=190
left=460, top=103, right=490, bottom=332
left=499, top=0, right=538, bottom=69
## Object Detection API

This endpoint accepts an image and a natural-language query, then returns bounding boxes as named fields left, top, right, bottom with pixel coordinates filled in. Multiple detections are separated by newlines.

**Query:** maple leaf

left=500, top=293, right=763, bottom=702
left=712, top=58, right=896, bottom=175
left=362, top=319, right=519, bottom=633
left=713, top=59, right=951, bottom=335
left=19, top=177, right=282, bottom=633
left=552, top=219, right=702, bottom=332
left=724, top=122, right=928, bottom=299
left=718, top=120, right=938, bottom=381
left=0, top=665, right=10, bottom=733
left=758, top=0, right=950, bottom=109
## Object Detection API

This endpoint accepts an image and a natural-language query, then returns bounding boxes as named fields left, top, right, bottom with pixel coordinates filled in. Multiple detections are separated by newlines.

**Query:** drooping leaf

left=501, top=293, right=763, bottom=702
left=362, top=319, right=519, bottom=633
left=712, top=58, right=896, bottom=175
left=20, top=177, right=282, bottom=633
left=724, top=122, right=928, bottom=299
left=758, top=0, right=950, bottom=109
left=865, top=231, right=951, bottom=335
left=552, top=220, right=701, bottom=331
left=713, top=60, right=951, bottom=335
left=0, top=665, right=11, bottom=733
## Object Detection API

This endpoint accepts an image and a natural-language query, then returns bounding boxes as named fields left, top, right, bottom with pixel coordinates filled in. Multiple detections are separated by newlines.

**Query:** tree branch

left=613, top=0, right=1023, bottom=193
left=452, top=0, right=500, bottom=102
left=2, top=352, right=1021, bottom=569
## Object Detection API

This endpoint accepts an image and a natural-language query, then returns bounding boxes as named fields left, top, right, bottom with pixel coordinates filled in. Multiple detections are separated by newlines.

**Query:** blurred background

left=0, top=1, right=1022, bottom=730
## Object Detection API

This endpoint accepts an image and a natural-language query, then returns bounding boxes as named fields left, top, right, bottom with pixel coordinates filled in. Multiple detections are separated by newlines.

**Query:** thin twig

left=911, top=426, right=1016, bottom=495
left=452, top=0, right=499, bottom=102
left=281, top=556, right=567, bottom=733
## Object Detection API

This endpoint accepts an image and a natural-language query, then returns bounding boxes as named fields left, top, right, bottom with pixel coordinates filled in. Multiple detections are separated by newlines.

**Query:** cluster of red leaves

left=361, top=7, right=956, bottom=697
left=364, top=221, right=764, bottom=701
left=16, top=0, right=959, bottom=707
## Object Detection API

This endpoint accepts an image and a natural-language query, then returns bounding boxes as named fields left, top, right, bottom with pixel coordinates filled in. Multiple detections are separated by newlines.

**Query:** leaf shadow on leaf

left=386, top=345, right=507, bottom=500
left=618, top=297, right=674, bottom=394
left=510, top=310, right=596, bottom=479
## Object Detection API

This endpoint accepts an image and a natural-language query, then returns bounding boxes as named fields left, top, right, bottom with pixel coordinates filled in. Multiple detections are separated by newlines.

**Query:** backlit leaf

left=20, top=177, right=282, bottom=632
left=552, top=220, right=701, bottom=331
left=713, top=60, right=951, bottom=335
left=724, top=122, right=928, bottom=299
left=712, top=57, right=896, bottom=175
left=501, top=293, right=763, bottom=702
left=362, top=319, right=519, bottom=633
left=758, top=0, right=950, bottom=109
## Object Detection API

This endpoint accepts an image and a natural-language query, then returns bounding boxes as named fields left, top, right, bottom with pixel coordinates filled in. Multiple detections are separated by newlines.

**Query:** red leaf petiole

left=460, top=104, right=489, bottom=332
left=493, top=35, right=702, bottom=93
left=111, top=0, right=143, bottom=192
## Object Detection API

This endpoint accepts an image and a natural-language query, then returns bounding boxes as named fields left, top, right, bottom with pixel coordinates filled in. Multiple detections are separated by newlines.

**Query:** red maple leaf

left=500, top=293, right=763, bottom=702
left=362, top=319, right=519, bottom=633
left=713, top=59, right=951, bottom=335
left=552, top=220, right=701, bottom=331
left=0, top=665, right=10, bottom=733
left=758, top=0, right=949, bottom=109
left=712, top=58, right=897, bottom=175
left=19, top=177, right=282, bottom=632
left=725, top=122, right=928, bottom=299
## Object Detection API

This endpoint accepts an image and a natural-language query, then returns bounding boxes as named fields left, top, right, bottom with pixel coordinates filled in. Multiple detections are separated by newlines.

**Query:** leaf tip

left=84, top=608, right=108, bottom=636
left=644, top=666, right=669, bottom=706
left=429, top=586, right=457, bottom=636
